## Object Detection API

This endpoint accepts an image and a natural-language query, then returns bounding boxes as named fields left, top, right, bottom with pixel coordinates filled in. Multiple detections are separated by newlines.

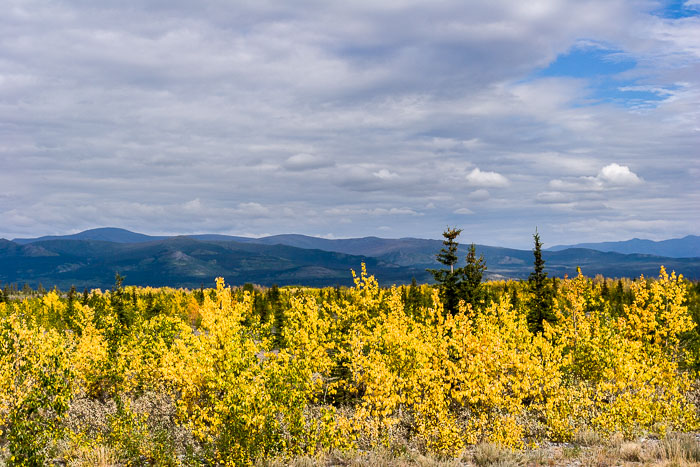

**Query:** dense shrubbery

left=0, top=266, right=697, bottom=465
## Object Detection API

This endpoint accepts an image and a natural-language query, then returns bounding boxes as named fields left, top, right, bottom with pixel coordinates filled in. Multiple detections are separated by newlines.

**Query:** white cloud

left=0, top=0, right=697, bottom=246
left=373, top=169, right=400, bottom=180
left=236, top=202, right=270, bottom=217
left=467, top=189, right=491, bottom=201
left=536, top=190, right=606, bottom=205
left=549, top=163, right=643, bottom=193
left=597, top=163, right=642, bottom=185
left=536, top=191, right=573, bottom=204
left=465, top=168, right=509, bottom=187
left=183, top=198, right=202, bottom=211
left=454, top=207, right=474, bottom=214
left=549, top=177, right=602, bottom=192
left=324, top=206, right=419, bottom=216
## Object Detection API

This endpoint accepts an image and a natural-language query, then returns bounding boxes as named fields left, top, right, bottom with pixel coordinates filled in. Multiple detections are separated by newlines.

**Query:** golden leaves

left=0, top=266, right=696, bottom=462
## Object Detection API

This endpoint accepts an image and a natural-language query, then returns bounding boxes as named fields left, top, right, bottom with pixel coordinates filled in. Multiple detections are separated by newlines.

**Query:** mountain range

left=549, top=235, right=700, bottom=258
left=2, top=228, right=699, bottom=289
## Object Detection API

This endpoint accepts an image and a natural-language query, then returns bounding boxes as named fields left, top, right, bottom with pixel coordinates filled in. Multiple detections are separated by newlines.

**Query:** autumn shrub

left=0, top=311, right=73, bottom=465
left=0, top=266, right=697, bottom=464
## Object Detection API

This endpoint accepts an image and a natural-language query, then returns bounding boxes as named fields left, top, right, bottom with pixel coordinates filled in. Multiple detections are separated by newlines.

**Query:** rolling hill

left=2, top=229, right=699, bottom=289
left=0, top=236, right=429, bottom=289
left=12, top=227, right=168, bottom=244
left=548, top=235, right=700, bottom=258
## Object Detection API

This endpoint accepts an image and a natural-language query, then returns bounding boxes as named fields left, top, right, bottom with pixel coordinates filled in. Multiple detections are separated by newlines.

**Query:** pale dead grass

left=574, top=427, right=602, bottom=447
left=67, top=445, right=118, bottom=467
left=259, top=448, right=462, bottom=467
left=651, top=432, right=700, bottom=465
left=261, top=433, right=700, bottom=466
left=619, top=441, right=644, bottom=462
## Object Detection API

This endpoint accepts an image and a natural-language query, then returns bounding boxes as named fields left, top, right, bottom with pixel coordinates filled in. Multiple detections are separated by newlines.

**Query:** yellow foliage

left=71, top=303, right=110, bottom=397
left=0, top=266, right=696, bottom=463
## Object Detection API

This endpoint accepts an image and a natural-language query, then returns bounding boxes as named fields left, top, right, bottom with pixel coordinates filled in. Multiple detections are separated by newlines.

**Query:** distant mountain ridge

left=549, top=235, right=700, bottom=258
left=3, top=228, right=699, bottom=288
left=12, top=227, right=168, bottom=244
left=12, top=228, right=434, bottom=252
left=1, top=235, right=427, bottom=289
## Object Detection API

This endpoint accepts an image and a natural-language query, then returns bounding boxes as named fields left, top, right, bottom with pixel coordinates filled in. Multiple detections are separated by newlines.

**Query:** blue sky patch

left=539, top=47, right=636, bottom=79
left=591, top=82, right=672, bottom=109
left=651, top=0, right=700, bottom=18
left=533, top=45, right=671, bottom=108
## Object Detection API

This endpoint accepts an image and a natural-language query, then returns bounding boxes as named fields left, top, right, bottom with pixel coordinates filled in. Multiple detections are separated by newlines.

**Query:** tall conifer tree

left=527, top=230, right=555, bottom=333
left=429, top=227, right=463, bottom=314
left=461, top=243, right=487, bottom=307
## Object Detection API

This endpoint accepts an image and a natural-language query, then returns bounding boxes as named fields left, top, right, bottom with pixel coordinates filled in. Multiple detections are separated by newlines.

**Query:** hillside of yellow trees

left=0, top=266, right=698, bottom=465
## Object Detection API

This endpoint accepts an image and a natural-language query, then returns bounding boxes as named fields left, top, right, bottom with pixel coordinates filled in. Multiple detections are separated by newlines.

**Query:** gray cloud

left=0, top=0, right=698, bottom=248
left=283, top=153, right=334, bottom=171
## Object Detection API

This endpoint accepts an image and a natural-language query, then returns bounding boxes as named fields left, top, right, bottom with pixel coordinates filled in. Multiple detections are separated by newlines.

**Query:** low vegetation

left=0, top=262, right=698, bottom=465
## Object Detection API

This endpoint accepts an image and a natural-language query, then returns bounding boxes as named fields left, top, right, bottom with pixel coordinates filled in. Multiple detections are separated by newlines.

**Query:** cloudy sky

left=1, top=0, right=699, bottom=248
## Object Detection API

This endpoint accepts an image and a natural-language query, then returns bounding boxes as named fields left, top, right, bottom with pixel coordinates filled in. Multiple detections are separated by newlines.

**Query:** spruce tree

left=510, top=285, right=521, bottom=310
left=111, top=273, right=133, bottom=327
left=461, top=243, right=487, bottom=307
left=66, top=285, right=77, bottom=330
left=405, top=277, right=423, bottom=315
left=429, top=227, right=463, bottom=314
left=436, top=227, right=462, bottom=273
left=269, top=284, right=285, bottom=348
left=527, top=230, right=555, bottom=334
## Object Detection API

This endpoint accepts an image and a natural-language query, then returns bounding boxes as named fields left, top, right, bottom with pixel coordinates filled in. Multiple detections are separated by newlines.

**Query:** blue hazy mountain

left=0, top=236, right=429, bottom=289
left=548, top=235, right=700, bottom=258
left=13, top=227, right=167, bottom=244
left=3, top=229, right=699, bottom=288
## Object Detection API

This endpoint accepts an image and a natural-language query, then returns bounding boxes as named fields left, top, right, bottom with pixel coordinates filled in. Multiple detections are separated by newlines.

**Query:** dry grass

left=619, top=441, right=644, bottom=462
left=469, top=443, right=520, bottom=466
left=574, top=427, right=602, bottom=447
left=259, top=448, right=462, bottom=467
left=9, top=396, right=698, bottom=467
left=261, top=433, right=700, bottom=466
left=651, top=433, right=700, bottom=464
left=53, top=391, right=199, bottom=465
left=67, top=445, right=118, bottom=467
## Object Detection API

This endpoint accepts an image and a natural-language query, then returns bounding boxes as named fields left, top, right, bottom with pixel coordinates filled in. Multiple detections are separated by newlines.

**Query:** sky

left=1, top=0, right=699, bottom=249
